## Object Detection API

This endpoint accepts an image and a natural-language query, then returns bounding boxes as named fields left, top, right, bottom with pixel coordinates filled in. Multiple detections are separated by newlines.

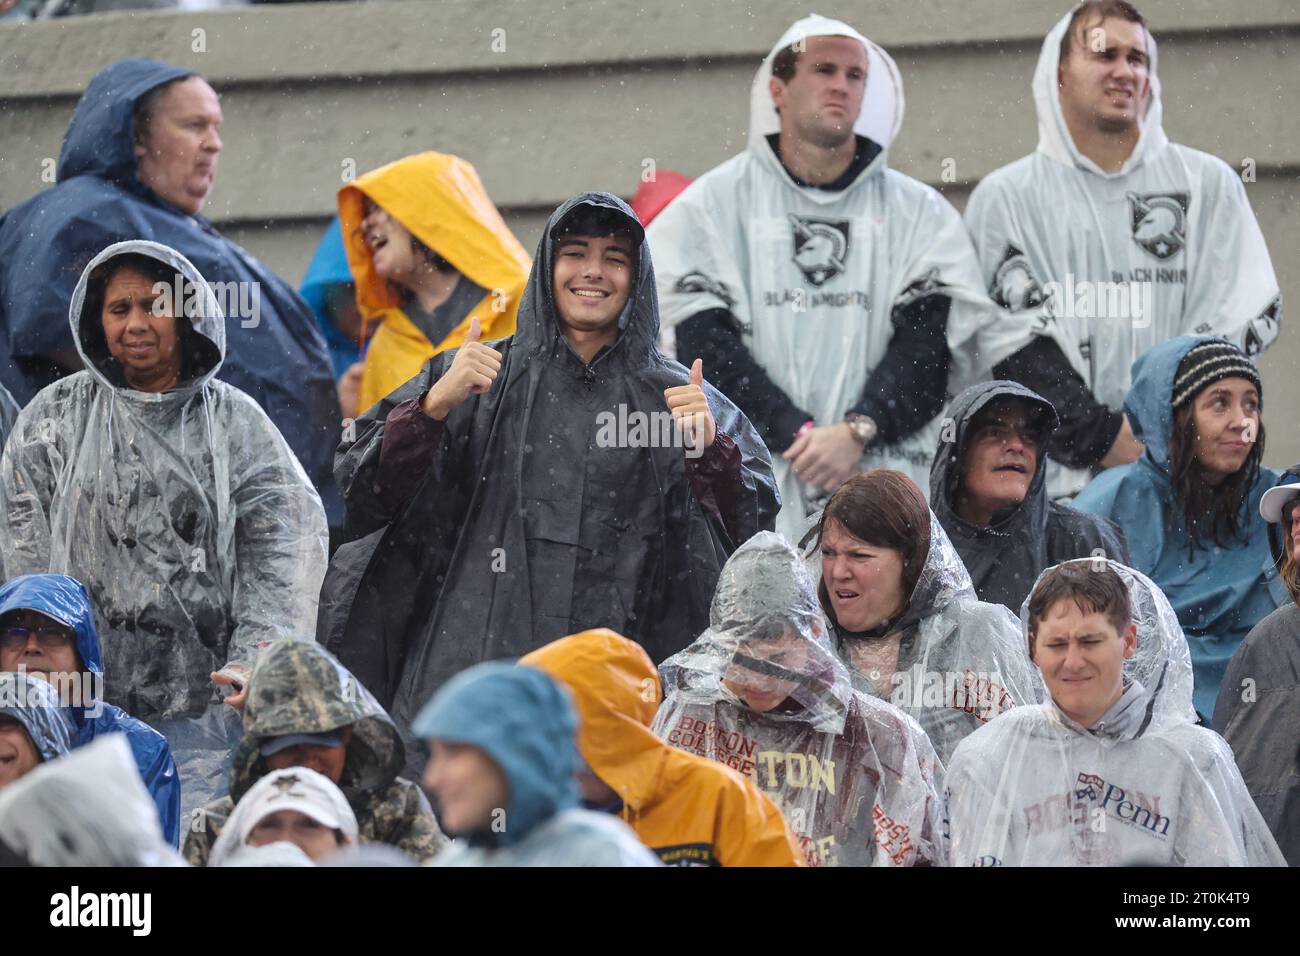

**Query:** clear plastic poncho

left=814, top=512, right=1047, bottom=765
left=0, top=734, right=185, bottom=867
left=0, top=240, right=329, bottom=815
left=943, top=559, right=1286, bottom=866
left=652, top=532, right=946, bottom=866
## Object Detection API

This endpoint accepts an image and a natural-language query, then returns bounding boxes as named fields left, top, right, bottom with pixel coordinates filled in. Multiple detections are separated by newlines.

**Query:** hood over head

left=0, top=672, right=73, bottom=763
left=513, top=191, right=660, bottom=367
left=1034, top=4, right=1166, bottom=175
left=661, top=532, right=853, bottom=734
left=930, top=380, right=1058, bottom=531
left=1022, top=558, right=1197, bottom=729
left=210, top=765, right=359, bottom=867
left=338, top=151, right=531, bottom=320
left=57, top=58, right=196, bottom=190
left=521, top=629, right=672, bottom=814
left=232, top=640, right=405, bottom=803
left=69, top=239, right=225, bottom=398
left=1123, top=335, right=1254, bottom=471
left=412, top=661, right=580, bottom=846
left=300, top=217, right=354, bottom=323
left=0, top=734, right=182, bottom=866
left=0, top=573, right=101, bottom=677
left=749, top=14, right=904, bottom=161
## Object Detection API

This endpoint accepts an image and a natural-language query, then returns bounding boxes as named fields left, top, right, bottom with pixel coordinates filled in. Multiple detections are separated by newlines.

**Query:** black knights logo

left=1127, top=191, right=1189, bottom=260
left=990, top=243, right=1046, bottom=311
left=789, top=215, right=851, bottom=286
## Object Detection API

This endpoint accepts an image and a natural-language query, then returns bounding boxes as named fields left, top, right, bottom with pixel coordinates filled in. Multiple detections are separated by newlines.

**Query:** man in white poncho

left=943, top=559, right=1285, bottom=866
left=967, top=1, right=1281, bottom=498
left=649, top=14, right=994, bottom=541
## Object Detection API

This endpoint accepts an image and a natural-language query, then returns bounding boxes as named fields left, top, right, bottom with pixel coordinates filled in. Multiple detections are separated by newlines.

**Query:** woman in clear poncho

left=652, top=531, right=945, bottom=866
left=804, top=470, right=1045, bottom=765
left=0, top=240, right=329, bottom=812
left=944, top=559, right=1285, bottom=867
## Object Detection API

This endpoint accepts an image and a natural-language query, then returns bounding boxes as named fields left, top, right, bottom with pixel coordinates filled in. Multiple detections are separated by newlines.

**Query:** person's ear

left=769, top=76, right=784, bottom=112
left=1122, top=623, right=1137, bottom=660
left=1027, top=630, right=1037, bottom=662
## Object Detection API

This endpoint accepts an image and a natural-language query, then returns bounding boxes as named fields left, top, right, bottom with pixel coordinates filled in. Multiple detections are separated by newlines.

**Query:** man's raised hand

left=664, top=358, right=717, bottom=455
left=421, top=316, right=503, bottom=420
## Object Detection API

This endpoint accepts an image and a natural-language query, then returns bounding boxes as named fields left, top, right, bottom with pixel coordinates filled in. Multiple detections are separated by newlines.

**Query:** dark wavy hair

left=801, top=469, right=931, bottom=629
left=1168, top=402, right=1264, bottom=553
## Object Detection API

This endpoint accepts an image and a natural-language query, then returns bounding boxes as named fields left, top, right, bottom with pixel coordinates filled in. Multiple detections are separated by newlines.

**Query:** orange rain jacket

left=338, top=151, right=530, bottom=412
left=522, top=629, right=804, bottom=867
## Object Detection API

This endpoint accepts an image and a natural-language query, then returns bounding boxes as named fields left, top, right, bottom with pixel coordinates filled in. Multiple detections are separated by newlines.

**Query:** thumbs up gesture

left=421, top=316, right=503, bottom=420
left=663, top=358, right=717, bottom=455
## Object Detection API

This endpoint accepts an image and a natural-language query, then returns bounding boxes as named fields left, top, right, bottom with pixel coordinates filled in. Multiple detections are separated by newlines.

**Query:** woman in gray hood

left=0, top=240, right=329, bottom=814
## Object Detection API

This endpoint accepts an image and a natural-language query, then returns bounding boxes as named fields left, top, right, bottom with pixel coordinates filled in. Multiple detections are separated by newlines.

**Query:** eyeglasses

left=973, top=422, right=1039, bottom=449
left=0, top=625, right=74, bottom=651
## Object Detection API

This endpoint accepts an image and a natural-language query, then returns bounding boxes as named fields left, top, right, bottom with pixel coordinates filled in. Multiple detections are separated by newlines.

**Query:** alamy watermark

left=595, top=404, right=706, bottom=459
left=150, top=277, right=261, bottom=329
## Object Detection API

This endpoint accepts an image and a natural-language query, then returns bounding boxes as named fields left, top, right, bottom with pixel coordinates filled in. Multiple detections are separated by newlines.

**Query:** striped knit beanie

left=1172, top=339, right=1262, bottom=409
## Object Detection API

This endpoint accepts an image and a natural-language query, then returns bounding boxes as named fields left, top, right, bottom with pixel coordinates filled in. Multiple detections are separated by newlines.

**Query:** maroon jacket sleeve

left=684, top=432, right=743, bottom=540
left=376, top=395, right=445, bottom=506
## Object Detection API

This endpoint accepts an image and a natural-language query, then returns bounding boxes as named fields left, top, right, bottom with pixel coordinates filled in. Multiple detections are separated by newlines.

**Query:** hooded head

left=412, top=662, right=580, bottom=846
left=210, top=766, right=359, bottom=867
left=0, top=574, right=106, bottom=727
left=0, top=672, right=72, bottom=785
left=520, top=629, right=671, bottom=812
left=59, top=58, right=221, bottom=215
left=660, top=532, right=853, bottom=734
left=749, top=13, right=903, bottom=172
left=231, top=641, right=406, bottom=804
left=513, top=192, right=663, bottom=369
left=1022, top=558, right=1195, bottom=729
left=1034, top=2, right=1166, bottom=175
left=0, top=734, right=182, bottom=866
left=69, top=240, right=225, bottom=398
left=338, top=151, right=530, bottom=322
left=930, top=381, right=1058, bottom=531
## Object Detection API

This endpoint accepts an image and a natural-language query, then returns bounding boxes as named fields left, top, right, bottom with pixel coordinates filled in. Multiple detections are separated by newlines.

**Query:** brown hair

left=802, top=470, right=931, bottom=626
left=771, top=44, right=801, bottom=83
left=1027, top=562, right=1132, bottom=642
left=1168, top=402, right=1264, bottom=552
left=1281, top=547, right=1300, bottom=607
left=1058, top=0, right=1147, bottom=64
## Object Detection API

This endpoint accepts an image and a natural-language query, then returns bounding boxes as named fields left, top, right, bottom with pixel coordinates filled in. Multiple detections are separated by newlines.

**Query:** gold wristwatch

left=843, top=413, right=878, bottom=448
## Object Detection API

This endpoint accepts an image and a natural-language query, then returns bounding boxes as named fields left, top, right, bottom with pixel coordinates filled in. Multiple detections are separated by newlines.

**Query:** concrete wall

left=2, top=0, right=1297, bottom=463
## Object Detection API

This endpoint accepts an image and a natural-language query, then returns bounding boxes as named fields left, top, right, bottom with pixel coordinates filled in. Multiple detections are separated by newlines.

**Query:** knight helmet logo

left=789, top=215, right=851, bottom=286
left=1127, top=191, right=1189, bottom=260
left=991, top=243, right=1046, bottom=311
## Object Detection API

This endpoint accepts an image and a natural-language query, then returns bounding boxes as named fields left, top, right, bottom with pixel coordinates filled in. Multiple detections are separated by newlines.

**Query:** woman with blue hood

left=0, top=58, right=341, bottom=515
left=0, top=239, right=329, bottom=815
left=413, top=661, right=659, bottom=866
left=0, top=574, right=180, bottom=845
left=1074, top=336, right=1286, bottom=721
left=321, top=192, right=777, bottom=734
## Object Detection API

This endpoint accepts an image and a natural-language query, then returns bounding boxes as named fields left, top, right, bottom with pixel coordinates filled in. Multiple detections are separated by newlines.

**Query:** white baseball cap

left=1260, top=482, right=1300, bottom=524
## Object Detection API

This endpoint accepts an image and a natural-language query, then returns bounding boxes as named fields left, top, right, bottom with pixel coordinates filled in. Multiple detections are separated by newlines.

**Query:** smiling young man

left=648, top=14, right=993, bottom=541
left=968, top=2, right=1281, bottom=498
left=929, top=381, right=1128, bottom=612
left=943, top=560, right=1285, bottom=866
left=321, top=192, right=776, bottom=759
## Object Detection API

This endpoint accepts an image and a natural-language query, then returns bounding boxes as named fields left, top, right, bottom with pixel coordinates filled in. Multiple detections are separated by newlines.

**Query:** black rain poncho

left=944, top=559, right=1285, bottom=866
left=1214, top=601, right=1300, bottom=865
left=0, top=240, right=329, bottom=813
left=929, top=380, right=1130, bottom=612
left=322, top=193, right=779, bottom=738
left=820, top=511, right=1046, bottom=765
left=653, top=532, right=945, bottom=866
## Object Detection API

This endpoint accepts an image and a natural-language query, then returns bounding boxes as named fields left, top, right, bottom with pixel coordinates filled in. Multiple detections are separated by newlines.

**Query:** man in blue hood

left=1074, top=336, right=1287, bottom=720
left=0, top=58, right=341, bottom=521
left=414, top=661, right=658, bottom=866
left=0, top=574, right=180, bottom=845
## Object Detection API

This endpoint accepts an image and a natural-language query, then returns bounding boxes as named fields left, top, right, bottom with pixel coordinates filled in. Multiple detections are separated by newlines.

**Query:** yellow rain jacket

left=339, top=152, right=530, bottom=412
left=522, top=629, right=805, bottom=867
